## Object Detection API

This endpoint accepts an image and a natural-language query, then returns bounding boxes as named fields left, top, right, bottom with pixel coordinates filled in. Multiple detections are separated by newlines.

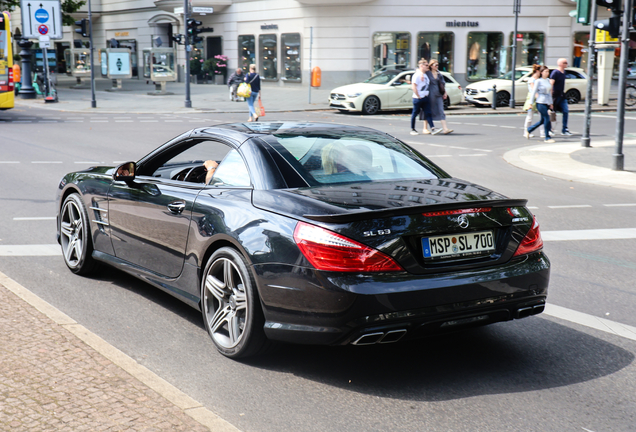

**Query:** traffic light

left=594, top=0, right=622, bottom=39
left=74, top=19, right=89, bottom=38
left=187, top=19, right=203, bottom=45
left=171, top=34, right=184, bottom=45
left=576, top=0, right=591, bottom=25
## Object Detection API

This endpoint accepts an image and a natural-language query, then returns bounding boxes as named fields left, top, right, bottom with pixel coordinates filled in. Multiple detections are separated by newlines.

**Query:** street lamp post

left=510, top=0, right=521, bottom=109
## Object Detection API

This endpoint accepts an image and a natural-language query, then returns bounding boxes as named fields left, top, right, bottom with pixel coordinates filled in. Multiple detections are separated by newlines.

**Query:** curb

left=0, top=271, right=240, bottom=432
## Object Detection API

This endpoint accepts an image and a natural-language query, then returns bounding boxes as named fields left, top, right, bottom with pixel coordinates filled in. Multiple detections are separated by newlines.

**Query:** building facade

left=11, top=0, right=615, bottom=88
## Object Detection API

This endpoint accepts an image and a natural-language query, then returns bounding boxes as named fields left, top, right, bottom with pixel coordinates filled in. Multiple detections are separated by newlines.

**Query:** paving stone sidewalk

left=0, top=280, right=219, bottom=432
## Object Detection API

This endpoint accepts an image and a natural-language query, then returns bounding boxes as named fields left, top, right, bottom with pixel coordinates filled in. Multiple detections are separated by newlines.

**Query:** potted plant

left=213, top=54, right=228, bottom=84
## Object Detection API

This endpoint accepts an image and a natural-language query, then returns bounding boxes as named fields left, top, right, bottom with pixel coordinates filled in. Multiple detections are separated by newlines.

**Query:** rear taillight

left=293, top=221, right=402, bottom=272
left=8, top=67, right=14, bottom=90
left=513, top=216, right=543, bottom=257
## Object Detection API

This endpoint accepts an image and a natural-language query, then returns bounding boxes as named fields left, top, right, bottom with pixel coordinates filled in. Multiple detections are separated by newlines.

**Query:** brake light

left=293, top=221, right=402, bottom=272
left=8, top=67, right=14, bottom=90
left=422, top=207, right=491, bottom=217
left=513, top=216, right=543, bottom=257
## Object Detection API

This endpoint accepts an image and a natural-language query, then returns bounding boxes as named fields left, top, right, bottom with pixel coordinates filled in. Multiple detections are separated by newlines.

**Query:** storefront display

left=417, top=32, right=453, bottom=72
left=373, top=32, right=410, bottom=72
left=467, top=32, right=503, bottom=80
left=142, top=48, right=176, bottom=81
left=282, top=33, right=301, bottom=81
left=259, top=34, right=277, bottom=80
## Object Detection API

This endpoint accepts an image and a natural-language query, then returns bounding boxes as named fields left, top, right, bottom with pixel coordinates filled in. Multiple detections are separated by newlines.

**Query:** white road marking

left=116, top=120, right=134, bottom=123
left=13, top=217, right=56, bottom=221
left=427, top=143, right=447, bottom=147
left=0, top=161, right=20, bottom=164
left=463, top=122, right=479, bottom=125
left=542, top=227, right=636, bottom=241
left=544, top=304, right=636, bottom=342
left=459, top=154, right=487, bottom=157
left=140, top=120, right=159, bottom=123
left=64, top=120, right=84, bottom=123
left=164, top=120, right=184, bottom=122
left=0, top=244, right=61, bottom=256
left=31, top=161, right=63, bottom=164
left=74, top=161, right=102, bottom=164
left=482, top=124, right=498, bottom=127
left=448, top=145, right=469, bottom=150
left=473, top=148, right=493, bottom=152
left=427, top=155, right=453, bottom=158
left=547, top=205, right=592, bottom=209
left=591, top=114, right=636, bottom=120
left=603, top=203, right=636, bottom=207
left=500, top=125, right=517, bottom=129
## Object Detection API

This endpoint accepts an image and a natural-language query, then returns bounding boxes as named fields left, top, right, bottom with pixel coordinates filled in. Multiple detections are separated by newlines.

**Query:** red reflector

left=0, top=85, right=8, bottom=92
left=8, top=67, right=14, bottom=90
left=513, top=216, right=543, bottom=257
left=293, top=221, right=402, bottom=272
left=422, top=207, right=491, bottom=217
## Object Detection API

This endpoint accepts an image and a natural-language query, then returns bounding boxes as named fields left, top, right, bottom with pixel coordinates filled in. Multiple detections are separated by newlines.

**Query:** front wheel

left=201, top=247, right=268, bottom=359
left=565, top=89, right=581, bottom=105
left=59, top=193, right=97, bottom=275
left=626, top=85, right=636, bottom=107
left=443, top=95, right=451, bottom=110
left=361, top=95, right=381, bottom=115
left=496, top=91, right=510, bottom=107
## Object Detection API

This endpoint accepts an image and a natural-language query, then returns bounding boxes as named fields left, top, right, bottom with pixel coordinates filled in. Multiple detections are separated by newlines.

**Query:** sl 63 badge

left=363, top=229, right=392, bottom=237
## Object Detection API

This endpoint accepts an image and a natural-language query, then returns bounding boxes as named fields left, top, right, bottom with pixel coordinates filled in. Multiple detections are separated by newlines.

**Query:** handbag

left=237, top=82, right=251, bottom=98
left=256, top=99, right=266, bottom=117
left=549, top=110, right=557, bottom=123
left=437, top=75, right=445, bottom=95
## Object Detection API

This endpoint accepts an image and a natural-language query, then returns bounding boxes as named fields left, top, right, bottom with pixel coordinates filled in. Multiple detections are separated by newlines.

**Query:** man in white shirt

left=410, top=59, right=438, bottom=135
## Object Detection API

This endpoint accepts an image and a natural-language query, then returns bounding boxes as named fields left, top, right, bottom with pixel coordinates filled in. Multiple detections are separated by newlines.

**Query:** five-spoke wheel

left=201, top=247, right=267, bottom=358
left=361, top=95, right=380, bottom=115
left=60, top=194, right=96, bottom=275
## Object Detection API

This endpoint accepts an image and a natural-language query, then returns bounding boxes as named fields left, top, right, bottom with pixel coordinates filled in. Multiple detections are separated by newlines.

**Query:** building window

left=238, top=35, right=255, bottom=73
left=259, top=34, right=278, bottom=80
left=506, top=32, right=544, bottom=70
left=281, top=33, right=301, bottom=82
left=417, top=32, right=454, bottom=73
left=372, top=32, right=410, bottom=73
left=467, top=32, right=503, bottom=80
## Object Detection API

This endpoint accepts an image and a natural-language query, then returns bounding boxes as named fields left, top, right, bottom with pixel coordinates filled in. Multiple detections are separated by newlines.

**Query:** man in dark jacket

left=227, top=68, right=244, bottom=101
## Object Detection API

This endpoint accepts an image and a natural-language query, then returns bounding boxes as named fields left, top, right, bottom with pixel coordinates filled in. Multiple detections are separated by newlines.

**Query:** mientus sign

left=446, top=20, right=479, bottom=27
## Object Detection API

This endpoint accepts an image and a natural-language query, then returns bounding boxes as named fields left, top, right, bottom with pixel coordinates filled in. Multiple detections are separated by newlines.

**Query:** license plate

left=465, top=95, right=474, bottom=101
left=422, top=230, right=494, bottom=259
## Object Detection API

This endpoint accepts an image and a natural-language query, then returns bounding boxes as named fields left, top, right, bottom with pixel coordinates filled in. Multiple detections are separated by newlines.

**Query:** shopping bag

left=256, top=99, right=266, bottom=117
left=237, top=82, right=252, bottom=98
left=549, top=110, right=557, bottom=123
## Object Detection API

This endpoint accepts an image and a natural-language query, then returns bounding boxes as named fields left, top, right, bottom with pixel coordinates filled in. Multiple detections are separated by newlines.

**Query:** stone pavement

left=0, top=271, right=239, bottom=432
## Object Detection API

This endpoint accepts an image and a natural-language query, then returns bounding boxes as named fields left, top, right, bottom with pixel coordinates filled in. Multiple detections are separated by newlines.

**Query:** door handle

left=167, top=201, right=186, bottom=214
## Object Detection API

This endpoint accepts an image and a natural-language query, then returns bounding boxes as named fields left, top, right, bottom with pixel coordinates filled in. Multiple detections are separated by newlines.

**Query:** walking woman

left=410, top=59, right=435, bottom=135
left=522, top=64, right=541, bottom=139
left=424, top=59, right=453, bottom=135
left=526, top=65, right=555, bottom=143
left=245, top=64, right=261, bottom=122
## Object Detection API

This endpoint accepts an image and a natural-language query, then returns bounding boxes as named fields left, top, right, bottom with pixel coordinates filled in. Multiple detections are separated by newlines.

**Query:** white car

left=329, top=69, right=463, bottom=115
left=464, top=66, right=588, bottom=107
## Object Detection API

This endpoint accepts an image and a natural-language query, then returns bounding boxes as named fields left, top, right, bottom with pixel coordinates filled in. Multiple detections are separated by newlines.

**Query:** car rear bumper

left=253, top=251, right=550, bottom=345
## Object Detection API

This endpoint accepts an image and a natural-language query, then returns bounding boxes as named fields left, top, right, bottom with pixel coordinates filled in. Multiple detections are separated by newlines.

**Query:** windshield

left=499, top=70, right=527, bottom=80
left=267, top=131, right=444, bottom=186
left=363, top=70, right=402, bottom=85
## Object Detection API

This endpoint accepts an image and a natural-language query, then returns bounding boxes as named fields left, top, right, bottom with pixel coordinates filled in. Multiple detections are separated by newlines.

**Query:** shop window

left=505, top=32, right=544, bottom=71
left=417, top=32, right=454, bottom=73
left=238, top=35, right=255, bottom=73
left=117, top=39, right=138, bottom=77
left=282, top=33, right=301, bottom=82
left=259, top=34, right=278, bottom=81
left=466, top=32, right=503, bottom=80
left=372, top=32, right=411, bottom=73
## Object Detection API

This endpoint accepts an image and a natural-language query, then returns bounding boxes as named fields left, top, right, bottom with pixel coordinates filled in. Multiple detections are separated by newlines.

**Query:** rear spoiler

left=303, top=199, right=528, bottom=223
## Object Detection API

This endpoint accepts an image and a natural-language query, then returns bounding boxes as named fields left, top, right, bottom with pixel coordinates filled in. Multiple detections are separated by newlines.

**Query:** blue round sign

left=35, top=9, right=49, bottom=23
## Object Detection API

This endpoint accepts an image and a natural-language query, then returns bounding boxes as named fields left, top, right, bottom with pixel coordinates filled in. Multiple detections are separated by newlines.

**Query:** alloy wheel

left=60, top=198, right=85, bottom=268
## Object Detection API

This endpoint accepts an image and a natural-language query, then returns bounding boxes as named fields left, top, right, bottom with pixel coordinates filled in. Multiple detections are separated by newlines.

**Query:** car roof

left=197, top=122, right=387, bottom=141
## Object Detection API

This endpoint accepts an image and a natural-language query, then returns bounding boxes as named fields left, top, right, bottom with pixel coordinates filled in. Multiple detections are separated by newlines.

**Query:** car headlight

left=347, top=92, right=362, bottom=98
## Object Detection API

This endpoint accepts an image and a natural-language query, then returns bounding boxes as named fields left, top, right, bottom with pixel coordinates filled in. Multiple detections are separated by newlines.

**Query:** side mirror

left=114, top=161, right=136, bottom=181
left=520, top=77, right=528, bottom=83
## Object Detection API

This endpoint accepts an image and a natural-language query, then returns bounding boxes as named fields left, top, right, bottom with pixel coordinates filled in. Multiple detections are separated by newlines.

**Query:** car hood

left=331, top=83, right=387, bottom=94
left=253, top=179, right=526, bottom=223
left=466, top=79, right=514, bottom=90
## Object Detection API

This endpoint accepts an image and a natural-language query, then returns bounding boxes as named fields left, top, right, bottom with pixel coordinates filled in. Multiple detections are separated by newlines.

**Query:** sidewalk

left=0, top=271, right=239, bottom=432
left=14, top=75, right=626, bottom=115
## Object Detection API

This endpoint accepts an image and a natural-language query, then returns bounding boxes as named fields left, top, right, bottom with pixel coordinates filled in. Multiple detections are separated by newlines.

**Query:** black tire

left=625, top=85, right=636, bottom=107
left=565, top=89, right=581, bottom=105
left=496, top=91, right=510, bottom=107
left=59, top=193, right=97, bottom=275
left=361, top=95, right=381, bottom=115
left=443, top=96, right=451, bottom=110
left=201, top=247, right=268, bottom=359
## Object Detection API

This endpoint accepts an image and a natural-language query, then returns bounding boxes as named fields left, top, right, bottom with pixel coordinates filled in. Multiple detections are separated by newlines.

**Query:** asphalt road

left=1, top=106, right=635, bottom=432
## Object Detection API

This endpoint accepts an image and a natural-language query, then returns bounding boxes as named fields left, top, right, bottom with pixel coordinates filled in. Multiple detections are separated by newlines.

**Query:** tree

left=1, top=0, right=86, bottom=27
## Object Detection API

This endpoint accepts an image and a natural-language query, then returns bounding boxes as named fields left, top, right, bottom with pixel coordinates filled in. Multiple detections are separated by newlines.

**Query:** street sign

left=38, top=35, right=50, bottom=48
left=21, top=0, right=63, bottom=39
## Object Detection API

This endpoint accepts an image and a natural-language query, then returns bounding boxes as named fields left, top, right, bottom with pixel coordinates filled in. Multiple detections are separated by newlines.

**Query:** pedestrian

left=425, top=59, right=453, bottom=134
left=526, top=65, right=555, bottom=143
left=244, top=64, right=261, bottom=122
left=410, top=59, right=435, bottom=135
left=550, top=58, right=573, bottom=136
left=522, top=64, right=541, bottom=139
left=227, top=68, right=244, bottom=101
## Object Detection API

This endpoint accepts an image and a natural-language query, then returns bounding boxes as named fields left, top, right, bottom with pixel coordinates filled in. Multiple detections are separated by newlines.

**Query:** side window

left=210, top=149, right=251, bottom=187
left=443, top=75, right=452, bottom=83
left=147, top=140, right=232, bottom=183
left=565, top=70, right=583, bottom=79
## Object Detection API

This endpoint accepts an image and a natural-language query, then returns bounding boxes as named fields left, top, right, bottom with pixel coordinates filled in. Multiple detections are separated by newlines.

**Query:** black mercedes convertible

left=56, top=122, right=549, bottom=358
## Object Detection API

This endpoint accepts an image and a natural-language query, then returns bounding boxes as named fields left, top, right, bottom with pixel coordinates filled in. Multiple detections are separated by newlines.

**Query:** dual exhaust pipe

left=351, top=329, right=407, bottom=346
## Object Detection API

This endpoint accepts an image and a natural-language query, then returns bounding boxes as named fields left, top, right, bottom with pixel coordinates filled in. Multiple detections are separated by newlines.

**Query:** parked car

left=57, top=122, right=549, bottom=359
left=464, top=66, right=588, bottom=107
left=329, top=69, right=463, bottom=115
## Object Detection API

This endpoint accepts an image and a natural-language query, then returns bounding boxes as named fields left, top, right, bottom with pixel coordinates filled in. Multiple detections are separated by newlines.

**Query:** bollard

left=491, top=84, right=497, bottom=110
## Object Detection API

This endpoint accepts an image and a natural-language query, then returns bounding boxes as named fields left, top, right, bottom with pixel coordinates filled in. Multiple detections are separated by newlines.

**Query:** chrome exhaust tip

left=378, top=329, right=407, bottom=344
left=352, top=329, right=408, bottom=346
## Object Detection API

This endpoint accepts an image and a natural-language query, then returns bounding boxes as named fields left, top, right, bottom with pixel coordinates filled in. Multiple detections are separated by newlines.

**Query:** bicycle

left=626, top=83, right=636, bottom=106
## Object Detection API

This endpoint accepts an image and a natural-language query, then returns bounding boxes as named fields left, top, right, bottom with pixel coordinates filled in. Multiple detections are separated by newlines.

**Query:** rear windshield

left=265, top=131, right=443, bottom=186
